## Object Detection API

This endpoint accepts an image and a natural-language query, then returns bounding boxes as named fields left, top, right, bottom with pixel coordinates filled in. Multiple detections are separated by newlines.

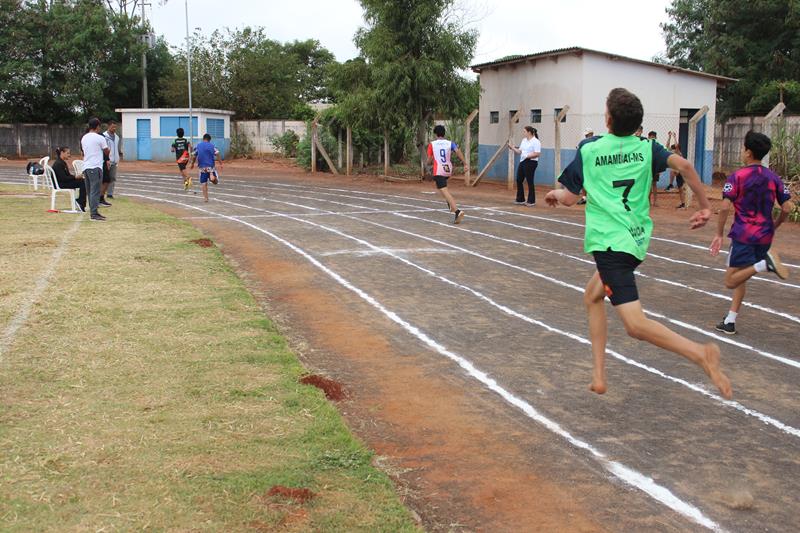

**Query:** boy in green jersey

left=545, top=88, right=732, bottom=399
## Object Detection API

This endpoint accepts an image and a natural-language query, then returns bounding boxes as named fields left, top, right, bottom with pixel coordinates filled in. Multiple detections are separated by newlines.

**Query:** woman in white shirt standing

left=509, top=126, right=541, bottom=206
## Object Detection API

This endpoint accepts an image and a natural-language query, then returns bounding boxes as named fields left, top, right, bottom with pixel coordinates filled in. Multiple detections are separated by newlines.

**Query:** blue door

left=136, top=119, right=152, bottom=160
left=694, top=115, right=706, bottom=181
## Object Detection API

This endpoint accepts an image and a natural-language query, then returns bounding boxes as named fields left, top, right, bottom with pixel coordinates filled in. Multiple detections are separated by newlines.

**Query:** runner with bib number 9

left=427, top=125, right=468, bottom=224
left=545, top=87, right=732, bottom=400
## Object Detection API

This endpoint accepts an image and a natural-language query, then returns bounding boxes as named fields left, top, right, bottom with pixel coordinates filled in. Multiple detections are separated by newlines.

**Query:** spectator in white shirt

left=102, top=119, right=122, bottom=200
left=509, top=126, right=541, bottom=206
left=80, top=117, right=110, bottom=221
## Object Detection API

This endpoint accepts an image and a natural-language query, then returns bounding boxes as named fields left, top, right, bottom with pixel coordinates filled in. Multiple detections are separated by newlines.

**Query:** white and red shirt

left=427, top=139, right=458, bottom=177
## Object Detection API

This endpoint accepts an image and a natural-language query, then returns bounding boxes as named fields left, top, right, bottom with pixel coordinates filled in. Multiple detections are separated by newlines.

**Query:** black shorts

left=102, top=165, right=111, bottom=183
left=593, top=250, right=642, bottom=306
left=178, top=162, right=187, bottom=170
left=433, top=175, right=449, bottom=189
left=675, top=174, right=685, bottom=188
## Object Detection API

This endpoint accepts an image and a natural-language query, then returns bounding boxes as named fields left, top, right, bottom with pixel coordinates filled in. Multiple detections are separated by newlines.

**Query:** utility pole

left=140, top=1, right=149, bottom=108
left=185, top=0, right=193, bottom=147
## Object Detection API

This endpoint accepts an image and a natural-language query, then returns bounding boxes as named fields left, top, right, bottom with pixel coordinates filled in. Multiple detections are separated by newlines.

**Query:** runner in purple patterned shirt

left=709, top=131, right=794, bottom=334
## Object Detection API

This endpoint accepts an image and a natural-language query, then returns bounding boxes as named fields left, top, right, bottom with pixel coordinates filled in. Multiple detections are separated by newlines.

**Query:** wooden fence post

left=337, top=129, right=343, bottom=169
left=346, top=126, right=352, bottom=176
left=507, top=109, right=522, bottom=190
left=311, top=118, right=318, bottom=173
left=762, top=102, right=786, bottom=168
left=553, top=105, right=570, bottom=187
left=463, top=109, right=478, bottom=186
left=384, top=130, right=389, bottom=176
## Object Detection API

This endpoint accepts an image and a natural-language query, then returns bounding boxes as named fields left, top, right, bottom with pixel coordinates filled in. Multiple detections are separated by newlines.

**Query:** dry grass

left=0, top=187, right=419, bottom=532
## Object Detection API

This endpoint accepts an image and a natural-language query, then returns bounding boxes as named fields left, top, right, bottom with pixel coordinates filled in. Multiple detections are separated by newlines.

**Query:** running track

left=4, top=168, right=799, bottom=532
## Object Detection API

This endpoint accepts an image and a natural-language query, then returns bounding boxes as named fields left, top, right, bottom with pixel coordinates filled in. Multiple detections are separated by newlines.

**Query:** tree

left=160, top=29, right=337, bottom=119
left=661, top=0, right=800, bottom=116
left=354, top=0, right=478, bottom=173
left=0, top=0, right=171, bottom=123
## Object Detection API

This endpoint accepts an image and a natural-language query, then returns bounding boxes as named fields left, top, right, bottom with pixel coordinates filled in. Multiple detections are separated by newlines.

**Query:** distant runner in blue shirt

left=190, top=133, right=222, bottom=203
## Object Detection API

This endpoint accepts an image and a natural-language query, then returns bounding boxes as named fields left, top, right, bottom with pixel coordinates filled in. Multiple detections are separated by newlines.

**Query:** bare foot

left=589, top=379, right=607, bottom=395
left=703, top=343, right=732, bottom=399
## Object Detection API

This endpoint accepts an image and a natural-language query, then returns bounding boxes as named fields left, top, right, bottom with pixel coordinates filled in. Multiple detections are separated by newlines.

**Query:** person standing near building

left=710, top=131, right=794, bottom=335
left=545, top=87, right=732, bottom=399
left=103, top=120, right=122, bottom=199
left=171, top=128, right=192, bottom=191
left=509, top=126, right=541, bottom=206
left=426, top=124, right=468, bottom=224
left=80, top=118, right=110, bottom=221
left=190, top=133, right=221, bottom=203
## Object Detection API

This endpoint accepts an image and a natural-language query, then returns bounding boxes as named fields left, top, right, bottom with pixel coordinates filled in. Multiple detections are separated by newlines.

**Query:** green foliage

left=770, top=118, right=800, bottom=182
left=269, top=130, right=300, bottom=158
left=661, top=0, right=800, bottom=116
left=0, top=0, right=174, bottom=123
left=228, top=129, right=255, bottom=159
left=161, top=28, right=337, bottom=119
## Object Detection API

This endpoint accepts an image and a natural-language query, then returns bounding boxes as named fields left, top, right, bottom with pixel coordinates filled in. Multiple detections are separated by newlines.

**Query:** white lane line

left=186, top=175, right=800, bottom=281
left=1, top=217, right=82, bottom=360
left=124, top=190, right=725, bottom=532
left=128, top=180, right=800, bottom=371
left=208, top=181, right=800, bottom=325
left=125, top=183, right=800, bottom=440
left=320, top=247, right=460, bottom=258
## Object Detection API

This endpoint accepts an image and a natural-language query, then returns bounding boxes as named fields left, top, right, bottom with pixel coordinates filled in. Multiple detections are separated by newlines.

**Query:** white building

left=472, top=47, right=735, bottom=184
left=115, top=108, right=235, bottom=162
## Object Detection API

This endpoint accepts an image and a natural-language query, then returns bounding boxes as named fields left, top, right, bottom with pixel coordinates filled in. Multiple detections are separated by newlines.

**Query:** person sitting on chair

left=51, top=146, right=87, bottom=212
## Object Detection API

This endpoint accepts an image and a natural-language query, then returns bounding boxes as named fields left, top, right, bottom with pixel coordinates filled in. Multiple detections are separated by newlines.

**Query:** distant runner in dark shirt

left=171, top=127, right=193, bottom=191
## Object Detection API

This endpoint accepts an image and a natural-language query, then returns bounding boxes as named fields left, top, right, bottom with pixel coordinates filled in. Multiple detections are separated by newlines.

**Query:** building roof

left=114, top=108, right=236, bottom=115
left=471, top=47, right=736, bottom=84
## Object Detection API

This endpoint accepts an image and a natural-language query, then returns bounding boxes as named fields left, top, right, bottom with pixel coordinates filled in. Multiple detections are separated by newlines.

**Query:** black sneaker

left=577, top=197, right=587, bottom=205
left=454, top=209, right=464, bottom=224
left=525, top=201, right=536, bottom=207
left=99, top=200, right=112, bottom=207
left=107, top=194, right=114, bottom=199
left=715, top=320, right=736, bottom=335
left=90, top=213, right=106, bottom=221
left=765, top=251, right=789, bottom=279
left=676, top=203, right=686, bottom=209
left=665, top=184, right=673, bottom=191
left=514, top=200, right=526, bottom=205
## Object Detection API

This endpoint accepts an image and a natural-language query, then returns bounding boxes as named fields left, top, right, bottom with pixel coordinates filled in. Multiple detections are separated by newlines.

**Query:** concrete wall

left=0, top=124, right=84, bottom=158
left=232, top=120, right=307, bottom=154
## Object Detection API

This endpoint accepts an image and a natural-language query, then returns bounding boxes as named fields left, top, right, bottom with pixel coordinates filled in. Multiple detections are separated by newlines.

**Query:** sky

left=148, top=0, right=673, bottom=69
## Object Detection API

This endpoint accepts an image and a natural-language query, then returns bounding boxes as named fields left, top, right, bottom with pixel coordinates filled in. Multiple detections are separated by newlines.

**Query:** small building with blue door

left=472, top=48, right=735, bottom=185
left=115, top=108, right=235, bottom=162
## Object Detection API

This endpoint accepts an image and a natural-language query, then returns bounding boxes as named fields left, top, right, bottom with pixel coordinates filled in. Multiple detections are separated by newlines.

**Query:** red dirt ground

left=299, top=374, right=347, bottom=401
left=190, top=238, right=214, bottom=248
left=266, top=485, right=316, bottom=504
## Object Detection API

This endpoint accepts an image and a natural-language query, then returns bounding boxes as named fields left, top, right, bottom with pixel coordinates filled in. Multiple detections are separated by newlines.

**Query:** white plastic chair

left=72, top=159, right=84, bottom=177
left=27, top=156, right=48, bottom=191
left=45, top=163, right=82, bottom=213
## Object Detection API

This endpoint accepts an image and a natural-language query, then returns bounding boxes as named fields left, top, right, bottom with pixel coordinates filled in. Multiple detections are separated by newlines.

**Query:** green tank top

left=559, top=135, right=671, bottom=260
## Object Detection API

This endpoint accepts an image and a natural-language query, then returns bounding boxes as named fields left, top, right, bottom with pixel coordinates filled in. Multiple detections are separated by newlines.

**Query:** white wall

left=479, top=54, right=584, bottom=149
left=581, top=53, right=718, bottom=150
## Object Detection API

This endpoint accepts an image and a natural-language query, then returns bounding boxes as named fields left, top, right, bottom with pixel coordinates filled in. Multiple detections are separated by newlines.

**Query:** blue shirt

left=195, top=141, right=217, bottom=168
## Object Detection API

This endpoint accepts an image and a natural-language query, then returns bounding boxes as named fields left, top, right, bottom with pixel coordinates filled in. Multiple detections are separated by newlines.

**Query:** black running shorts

left=178, top=162, right=187, bottom=171
left=433, top=175, right=449, bottom=189
left=592, top=250, right=643, bottom=306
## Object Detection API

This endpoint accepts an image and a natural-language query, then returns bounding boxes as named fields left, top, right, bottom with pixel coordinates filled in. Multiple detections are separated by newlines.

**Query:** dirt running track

left=4, top=160, right=800, bottom=532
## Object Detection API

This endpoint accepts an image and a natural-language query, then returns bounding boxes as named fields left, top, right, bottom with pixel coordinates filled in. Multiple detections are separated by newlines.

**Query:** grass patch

left=0, top=187, right=419, bottom=532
